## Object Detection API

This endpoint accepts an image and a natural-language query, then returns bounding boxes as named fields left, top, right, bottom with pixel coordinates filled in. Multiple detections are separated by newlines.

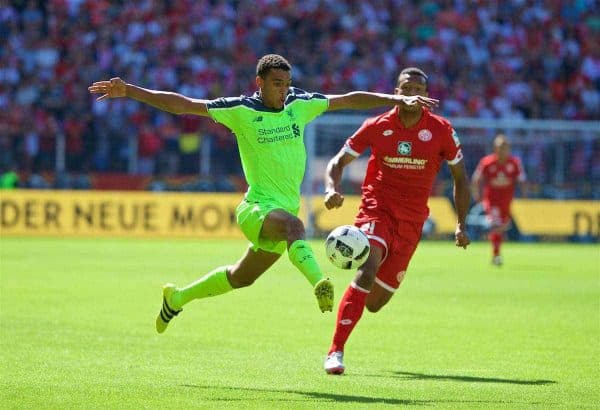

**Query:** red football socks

left=490, top=232, right=503, bottom=257
left=329, top=284, right=369, bottom=354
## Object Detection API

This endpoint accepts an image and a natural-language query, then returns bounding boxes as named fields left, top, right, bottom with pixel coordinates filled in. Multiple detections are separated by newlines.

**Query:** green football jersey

left=207, top=88, right=329, bottom=211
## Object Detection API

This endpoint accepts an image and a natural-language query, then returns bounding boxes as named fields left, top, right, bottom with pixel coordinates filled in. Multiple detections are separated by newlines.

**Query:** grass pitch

left=1, top=238, right=598, bottom=408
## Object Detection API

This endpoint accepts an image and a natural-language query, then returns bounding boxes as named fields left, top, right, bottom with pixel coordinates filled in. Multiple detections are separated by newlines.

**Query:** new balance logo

left=253, top=116, right=263, bottom=122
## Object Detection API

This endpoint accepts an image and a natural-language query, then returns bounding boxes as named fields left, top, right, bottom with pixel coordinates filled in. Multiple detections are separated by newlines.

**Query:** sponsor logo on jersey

left=383, top=129, right=394, bottom=136
left=418, top=129, right=432, bottom=141
left=257, top=123, right=300, bottom=143
left=383, top=156, right=428, bottom=169
left=252, top=115, right=263, bottom=122
left=397, top=141, right=412, bottom=155
left=506, top=163, right=514, bottom=172
left=286, top=109, right=296, bottom=120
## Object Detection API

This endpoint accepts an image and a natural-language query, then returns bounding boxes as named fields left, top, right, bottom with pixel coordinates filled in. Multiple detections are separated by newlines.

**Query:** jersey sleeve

left=294, top=92, right=329, bottom=123
left=443, top=125, right=463, bottom=165
left=206, top=97, right=244, bottom=133
left=343, top=118, right=374, bottom=157
left=472, top=158, right=486, bottom=181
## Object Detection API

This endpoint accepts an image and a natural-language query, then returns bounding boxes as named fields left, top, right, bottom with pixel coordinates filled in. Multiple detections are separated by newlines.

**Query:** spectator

left=1, top=0, right=598, bottom=194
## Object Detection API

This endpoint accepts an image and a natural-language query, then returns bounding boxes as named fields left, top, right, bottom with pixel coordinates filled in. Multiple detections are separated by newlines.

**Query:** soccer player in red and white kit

left=322, top=67, right=471, bottom=374
left=471, top=134, right=526, bottom=266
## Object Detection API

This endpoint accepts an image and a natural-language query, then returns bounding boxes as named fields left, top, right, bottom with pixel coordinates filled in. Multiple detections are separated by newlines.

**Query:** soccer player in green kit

left=88, top=54, right=439, bottom=333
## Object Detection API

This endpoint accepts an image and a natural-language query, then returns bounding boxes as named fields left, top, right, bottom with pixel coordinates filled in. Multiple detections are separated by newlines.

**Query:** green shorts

left=236, top=199, right=299, bottom=255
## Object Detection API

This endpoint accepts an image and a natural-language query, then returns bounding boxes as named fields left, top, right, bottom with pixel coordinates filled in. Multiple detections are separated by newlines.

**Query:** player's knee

left=285, top=216, right=305, bottom=242
left=355, top=264, right=377, bottom=287
left=228, top=275, right=256, bottom=288
left=227, top=266, right=256, bottom=288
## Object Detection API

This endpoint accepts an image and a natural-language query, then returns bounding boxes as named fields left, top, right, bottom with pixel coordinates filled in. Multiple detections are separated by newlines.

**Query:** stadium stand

left=1, top=0, right=598, bottom=194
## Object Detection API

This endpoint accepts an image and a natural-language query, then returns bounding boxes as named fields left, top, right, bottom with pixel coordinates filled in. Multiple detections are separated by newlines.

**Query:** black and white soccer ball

left=325, top=225, right=370, bottom=270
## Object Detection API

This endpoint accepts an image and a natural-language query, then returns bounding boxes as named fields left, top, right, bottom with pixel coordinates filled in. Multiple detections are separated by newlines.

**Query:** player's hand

left=395, top=95, right=439, bottom=109
left=88, top=77, right=127, bottom=101
left=324, top=191, right=344, bottom=210
left=455, top=226, right=470, bottom=249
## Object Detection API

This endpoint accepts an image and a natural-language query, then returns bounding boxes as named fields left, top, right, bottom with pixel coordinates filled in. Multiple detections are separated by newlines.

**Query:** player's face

left=495, top=141, right=511, bottom=161
left=256, top=69, right=292, bottom=109
left=395, top=74, right=428, bottom=113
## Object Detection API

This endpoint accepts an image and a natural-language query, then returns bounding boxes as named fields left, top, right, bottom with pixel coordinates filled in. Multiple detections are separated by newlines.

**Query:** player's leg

left=325, top=219, right=391, bottom=374
left=325, top=243, right=385, bottom=374
left=365, top=276, right=400, bottom=312
left=496, top=210, right=512, bottom=265
left=156, top=247, right=281, bottom=333
left=261, top=209, right=334, bottom=312
left=489, top=229, right=503, bottom=265
left=366, top=221, right=421, bottom=312
left=487, top=206, right=504, bottom=264
left=261, top=209, right=322, bottom=286
left=176, top=246, right=281, bottom=305
left=325, top=220, right=420, bottom=374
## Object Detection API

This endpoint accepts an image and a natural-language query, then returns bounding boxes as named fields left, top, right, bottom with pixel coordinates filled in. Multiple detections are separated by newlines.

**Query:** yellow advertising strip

left=511, top=200, right=600, bottom=236
left=1, top=190, right=598, bottom=238
left=0, top=190, right=245, bottom=238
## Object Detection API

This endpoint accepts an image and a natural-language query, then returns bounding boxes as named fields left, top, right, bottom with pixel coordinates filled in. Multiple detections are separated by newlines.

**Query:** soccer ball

left=325, top=225, right=370, bottom=270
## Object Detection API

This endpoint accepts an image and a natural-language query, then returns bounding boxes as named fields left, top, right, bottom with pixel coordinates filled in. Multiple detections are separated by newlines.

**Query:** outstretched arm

left=326, top=92, right=439, bottom=111
left=449, top=160, right=471, bottom=249
left=88, top=77, right=210, bottom=116
left=324, top=150, right=356, bottom=210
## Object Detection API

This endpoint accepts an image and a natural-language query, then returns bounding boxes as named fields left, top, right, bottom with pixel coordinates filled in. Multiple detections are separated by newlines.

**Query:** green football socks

left=172, top=266, right=233, bottom=309
left=288, top=240, right=324, bottom=287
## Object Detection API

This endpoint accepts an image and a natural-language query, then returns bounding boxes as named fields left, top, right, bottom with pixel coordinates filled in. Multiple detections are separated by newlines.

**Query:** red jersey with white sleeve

left=473, top=154, right=525, bottom=212
left=344, top=106, right=463, bottom=224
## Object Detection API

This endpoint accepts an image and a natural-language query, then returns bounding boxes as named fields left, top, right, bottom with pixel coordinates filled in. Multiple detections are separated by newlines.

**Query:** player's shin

left=329, top=282, right=369, bottom=353
left=288, top=240, right=324, bottom=286
left=173, top=266, right=233, bottom=308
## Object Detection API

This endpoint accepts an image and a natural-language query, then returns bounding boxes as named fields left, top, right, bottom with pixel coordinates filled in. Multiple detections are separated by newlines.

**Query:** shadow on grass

left=181, top=384, right=553, bottom=406
left=365, top=371, right=556, bottom=385
left=181, top=384, right=429, bottom=405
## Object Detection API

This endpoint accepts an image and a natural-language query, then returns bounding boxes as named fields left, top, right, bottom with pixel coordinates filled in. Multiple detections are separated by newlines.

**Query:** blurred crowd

left=1, top=0, right=599, bottom=190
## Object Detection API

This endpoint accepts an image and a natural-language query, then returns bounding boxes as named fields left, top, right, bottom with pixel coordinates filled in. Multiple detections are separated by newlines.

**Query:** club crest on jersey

left=418, top=129, right=432, bottom=142
left=397, top=141, right=412, bottom=155
left=382, top=129, right=394, bottom=136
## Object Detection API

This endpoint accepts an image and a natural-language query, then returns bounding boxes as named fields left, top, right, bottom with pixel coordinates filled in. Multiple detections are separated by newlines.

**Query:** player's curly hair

left=256, top=54, right=292, bottom=78
left=397, top=67, right=428, bottom=85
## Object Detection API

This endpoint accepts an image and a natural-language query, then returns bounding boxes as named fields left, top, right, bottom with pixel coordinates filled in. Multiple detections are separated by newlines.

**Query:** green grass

left=1, top=238, right=598, bottom=409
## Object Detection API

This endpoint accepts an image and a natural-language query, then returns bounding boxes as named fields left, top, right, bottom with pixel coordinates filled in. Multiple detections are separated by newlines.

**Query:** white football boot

left=324, top=351, right=345, bottom=375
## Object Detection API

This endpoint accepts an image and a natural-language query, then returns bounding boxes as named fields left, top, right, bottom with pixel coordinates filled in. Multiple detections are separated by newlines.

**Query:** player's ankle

left=170, top=290, right=183, bottom=310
